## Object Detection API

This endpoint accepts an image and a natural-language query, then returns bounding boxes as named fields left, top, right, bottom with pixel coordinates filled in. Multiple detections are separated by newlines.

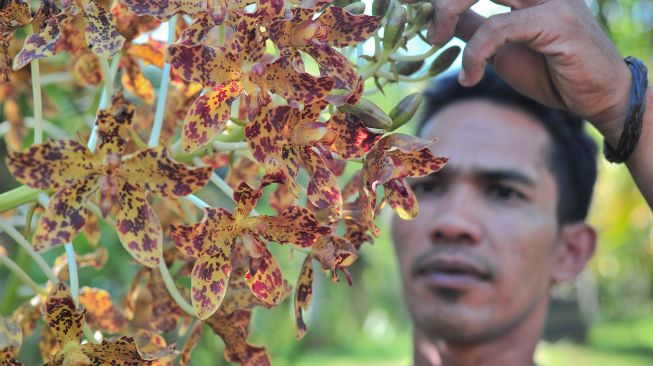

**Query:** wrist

left=600, top=57, right=649, bottom=163
left=590, top=64, right=633, bottom=146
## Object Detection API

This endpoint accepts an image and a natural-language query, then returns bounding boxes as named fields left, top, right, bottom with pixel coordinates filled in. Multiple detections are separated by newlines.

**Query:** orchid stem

left=0, top=186, right=42, bottom=213
left=0, top=252, right=47, bottom=295
left=148, top=16, right=177, bottom=148
left=213, top=141, right=248, bottom=151
left=390, top=46, right=438, bottom=62
left=159, top=258, right=196, bottom=316
left=98, top=57, right=113, bottom=105
left=0, top=220, right=58, bottom=283
left=30, top=59, right=43, bottom=144
left=65, top=243, right=79, bottom=305
left=184, top=194, right=211, bottom=209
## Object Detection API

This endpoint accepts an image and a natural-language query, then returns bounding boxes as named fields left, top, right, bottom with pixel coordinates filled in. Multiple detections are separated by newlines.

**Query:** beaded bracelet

left=603, top=56, right=649, bottom=163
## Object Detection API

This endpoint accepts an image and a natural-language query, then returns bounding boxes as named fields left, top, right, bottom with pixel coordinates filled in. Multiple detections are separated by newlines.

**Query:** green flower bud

left=395, top=59, right=424, bottom=76
left=383, top=4, right=407, bottom=51
left=372, top=0, right=391, bottom=17
left=389, top=93, right=423, bottom=130
left=428, top=46, right=461, bottom=77
left=344, top=1, right=366, bottom=15
left=413, top=2, right=433, bottom=28
left=338, top=99, right=393, bottom=129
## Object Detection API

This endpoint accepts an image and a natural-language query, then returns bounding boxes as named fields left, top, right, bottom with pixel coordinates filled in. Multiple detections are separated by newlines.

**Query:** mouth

left=412, top=255, right=492, bottom=290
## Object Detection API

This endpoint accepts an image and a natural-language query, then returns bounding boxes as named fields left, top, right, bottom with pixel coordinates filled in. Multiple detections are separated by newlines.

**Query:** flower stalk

left=0, top=220, right=58, bottom=283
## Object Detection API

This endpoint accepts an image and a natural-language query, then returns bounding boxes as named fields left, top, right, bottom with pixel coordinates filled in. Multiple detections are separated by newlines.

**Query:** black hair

left=417, top=67, right=598, bottom=224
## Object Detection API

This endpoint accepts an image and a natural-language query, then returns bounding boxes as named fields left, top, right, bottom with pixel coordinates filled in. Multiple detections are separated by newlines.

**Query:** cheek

left=490, top=214, right=559, bottom=308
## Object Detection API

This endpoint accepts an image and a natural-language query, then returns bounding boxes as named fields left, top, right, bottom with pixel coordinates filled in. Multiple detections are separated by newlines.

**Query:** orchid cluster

left=0, top=0, right=457, bottom=364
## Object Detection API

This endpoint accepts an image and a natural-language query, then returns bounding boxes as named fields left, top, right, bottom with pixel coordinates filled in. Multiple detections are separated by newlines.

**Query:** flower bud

left=344, top=1, right=366, bottom=14
left=395, top=59, right=424, bottom=76
left=413, top=2, right=433, bottom=28
left=372, top=0, right=391, bottom=17
left=389, top=93, right=423, bottom=130
left=428, top=46, right=461, bottom=77
left=383, top=4, right=406, bottom=51
left=338, top=99, right=392, bottom=129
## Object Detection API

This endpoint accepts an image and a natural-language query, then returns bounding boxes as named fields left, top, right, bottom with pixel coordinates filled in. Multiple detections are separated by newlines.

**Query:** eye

left=487, top=184, right=526, bottom=201
left=411, top=178, right=444, bottom=197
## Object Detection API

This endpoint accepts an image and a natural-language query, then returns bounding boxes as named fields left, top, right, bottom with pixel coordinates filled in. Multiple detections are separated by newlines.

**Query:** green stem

left=360, top=51, right=390, bottom=80
left=377, top=70, right=432, bottom=82
left=158, top=258, right=196, bottom=317
left=0, top=249, right=28, bottom=313
left=0, top=186, right=42, bottom=213
left=98, top=57, right=113, bottom=105
left=213, top=141, right=248, bottom=151
left=65, top=243, right=79, bottom=304
left=0, top=220, right=58, bottom=283
left=148, top=16, right=177, bottom=148
left=184, top=194, right=211, bottom=209
left=390, top=46, right=438, bottom=62
left=30, top=59, right=43, bottom=144
left=0, top=252, right=47, bottom=295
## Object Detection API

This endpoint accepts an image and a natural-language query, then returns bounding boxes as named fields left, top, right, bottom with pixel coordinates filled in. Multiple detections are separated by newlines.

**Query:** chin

left=408, top=297, right=498, bottom=343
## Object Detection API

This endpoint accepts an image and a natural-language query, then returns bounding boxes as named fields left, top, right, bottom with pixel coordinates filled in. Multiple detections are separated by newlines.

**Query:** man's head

left=391, top=68, right=598, bottom=345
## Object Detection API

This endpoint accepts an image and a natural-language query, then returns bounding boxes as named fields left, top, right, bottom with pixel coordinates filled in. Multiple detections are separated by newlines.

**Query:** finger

left=427, top=0, right=479, bottom=46
left=460, top=8, right=543, bottom=86
left=454, top=9, right=485, bottom=43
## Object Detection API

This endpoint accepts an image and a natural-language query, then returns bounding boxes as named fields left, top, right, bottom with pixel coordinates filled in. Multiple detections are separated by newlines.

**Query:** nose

left=428, top=187, right=482, bottom=245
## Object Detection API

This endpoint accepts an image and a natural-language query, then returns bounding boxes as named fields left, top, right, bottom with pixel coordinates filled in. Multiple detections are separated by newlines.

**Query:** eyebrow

left=475, top=169, right=536, bottom=186
left=432, top=167, right=537, bottom=187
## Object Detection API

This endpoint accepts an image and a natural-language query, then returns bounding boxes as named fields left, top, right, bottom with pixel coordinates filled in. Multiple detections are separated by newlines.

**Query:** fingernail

left=459, top=69, right=468, bottom=86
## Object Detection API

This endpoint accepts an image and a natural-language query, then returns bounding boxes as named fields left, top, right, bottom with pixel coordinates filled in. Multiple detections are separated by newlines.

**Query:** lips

left=412, top=254, right=492, bottom=289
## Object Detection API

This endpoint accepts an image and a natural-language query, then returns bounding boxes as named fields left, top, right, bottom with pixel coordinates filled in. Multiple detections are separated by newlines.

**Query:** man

left=392, top=68, right=597, bottom=365
left=391, top=0, right=653, bottom=364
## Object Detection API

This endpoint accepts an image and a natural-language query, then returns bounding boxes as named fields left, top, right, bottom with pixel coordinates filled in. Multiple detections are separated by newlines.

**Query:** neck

left=412, top=299, right=548, bottom=366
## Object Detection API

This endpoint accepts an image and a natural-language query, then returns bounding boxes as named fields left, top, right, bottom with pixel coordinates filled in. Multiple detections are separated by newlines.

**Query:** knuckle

left=484, top=14, right=507, bottom=34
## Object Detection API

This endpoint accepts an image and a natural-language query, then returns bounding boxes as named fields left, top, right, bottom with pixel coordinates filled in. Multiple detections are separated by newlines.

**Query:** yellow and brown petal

left=0, top=315, right=23, bottom=365
left=206, top=310, right=271, bottom=366
left=293, top=255, right=313, bottom=340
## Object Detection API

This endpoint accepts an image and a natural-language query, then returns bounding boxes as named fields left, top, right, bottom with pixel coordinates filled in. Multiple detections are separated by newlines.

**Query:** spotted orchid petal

left=82, top=0, right=125, bottom=57
left=171, top=207, right=235, bottom=259
left=115, top=180, right=162, bottom=268
left=326, top=112, right=382, bottom=159
left=191, top=248, right=234, bottom=319
left=80, top=335, right=173, bottom=365
left=316, top=6, right=381, bottom=48
left=44, top=284, right=84, bottom=349
left=95, top=92, right=135, bottom=158
left=182, top=80, right=243, bottom=152
left=206, top=310, right=271, bottom=366
left=0, top=315, right=23, bottom=365
left=258, top=205, right=331, bottom=248
left=6, top=140, right=99, bottom=190
left=33, top=176, right=97, bottom=251
left=78, top=287, right=127, bottom=334
left=167, top=43, right=241, bottom=87
left=119, top=146, right=212, bottom=197
left=294, top=255, right=313, bottom=340
left=244, top=247, right=284, bottom=306
left=13, top=11, right=70, bottom=70
left=251, top=55, right=334, bottom=104
left=123, top=0, right=206, bottom=21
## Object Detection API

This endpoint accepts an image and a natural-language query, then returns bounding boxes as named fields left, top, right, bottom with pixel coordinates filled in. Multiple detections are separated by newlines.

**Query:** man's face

left=392, top=99, right=561, bottom=343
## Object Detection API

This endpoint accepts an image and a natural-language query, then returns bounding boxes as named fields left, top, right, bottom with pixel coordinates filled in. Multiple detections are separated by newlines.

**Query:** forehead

left=421, top=99, right=552, bottom=179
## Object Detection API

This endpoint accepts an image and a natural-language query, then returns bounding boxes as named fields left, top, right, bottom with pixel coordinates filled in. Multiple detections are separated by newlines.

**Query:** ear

left=551, top=222, right=596, bottom=284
